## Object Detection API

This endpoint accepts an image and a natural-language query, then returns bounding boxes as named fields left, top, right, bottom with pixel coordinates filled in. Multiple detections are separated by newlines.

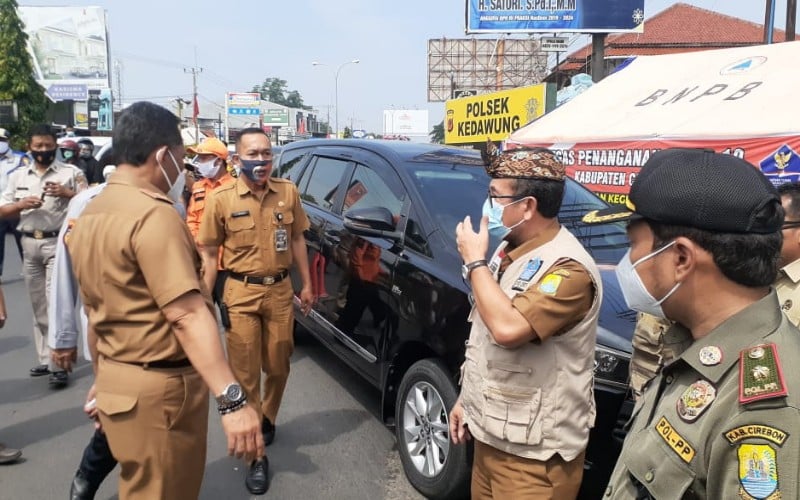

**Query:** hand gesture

left=449, top=400, right=472, bottom=445
left=299, top=286, right=313, bottom=316
left=456, top=215, right=489, bottom=264
left=18, top=196, right=43, bottom=210
left=44, top=182, right=74, bottom=198
left=221, top=405, right=265, bottom=462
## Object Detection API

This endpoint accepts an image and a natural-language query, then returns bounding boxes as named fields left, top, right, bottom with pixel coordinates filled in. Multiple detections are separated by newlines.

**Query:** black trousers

left=0, top=218, right=22, bottom=276
left=78, top=429, right=117, bottom=489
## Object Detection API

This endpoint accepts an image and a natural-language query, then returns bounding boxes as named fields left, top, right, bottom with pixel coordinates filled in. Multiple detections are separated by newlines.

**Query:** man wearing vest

left=450, top=142, right=601, bottom=499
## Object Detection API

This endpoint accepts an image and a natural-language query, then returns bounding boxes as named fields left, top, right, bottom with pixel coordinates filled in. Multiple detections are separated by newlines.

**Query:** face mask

left=157, top=149, right=186, bottom=203
left=615, top=241, right=681, bottom=318
left=79, top=149, right=92, bottom=159
left=238, top=158, right=269, bottom=184
left=33, top=149, right=57, bottom=166
left=62, top=150, right=75, bottom=160
left=195, top=158, right=221, bottom=179
left=482, top=197, right=527, bottom=240
left=0, top=142, right=9, bottom=155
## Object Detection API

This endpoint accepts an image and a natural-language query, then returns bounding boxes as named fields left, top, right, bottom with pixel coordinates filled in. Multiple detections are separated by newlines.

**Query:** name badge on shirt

left=275, top=228, right=288, bottom=252
left=512, top=257, right=542, bottom=291
left=231, top=210, right=250, bottom=218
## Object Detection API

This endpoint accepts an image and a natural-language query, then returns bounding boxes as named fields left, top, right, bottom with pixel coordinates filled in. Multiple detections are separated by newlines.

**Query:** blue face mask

left=482, top=197, right=527, bottom=240
left=238, top=159, right=270, bottom=183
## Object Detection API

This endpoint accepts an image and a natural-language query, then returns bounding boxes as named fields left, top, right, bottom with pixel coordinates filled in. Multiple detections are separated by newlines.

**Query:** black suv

left=275, top=140, right=635, bottom=499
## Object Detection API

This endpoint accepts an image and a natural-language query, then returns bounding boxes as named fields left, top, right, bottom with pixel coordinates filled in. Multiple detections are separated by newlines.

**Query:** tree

left=251, top=77, right=311, bottom=110
left=430, top=120, right=444, bottom=144
left=0, top=0, right=49, bottom=149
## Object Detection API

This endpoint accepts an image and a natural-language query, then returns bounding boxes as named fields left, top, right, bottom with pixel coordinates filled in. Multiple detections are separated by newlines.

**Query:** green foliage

left=430, top=120, right=444, bottom=144
left=0, top=0, right=49, bottom=149
left=251, top=77, right=311, bottom=110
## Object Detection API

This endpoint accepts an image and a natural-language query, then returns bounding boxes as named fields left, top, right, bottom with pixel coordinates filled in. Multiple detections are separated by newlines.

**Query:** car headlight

left=594, top=344, right=631, bottom=390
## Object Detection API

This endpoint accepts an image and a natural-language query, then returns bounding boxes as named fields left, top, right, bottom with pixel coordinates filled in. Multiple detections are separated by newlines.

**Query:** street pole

left=184, top=65, right=203, bottom=143
left=313, top=59, right=359, bottom=138
left=764, top=0, right=776, bottom=44
left=787, top=0, right=797, bottom=41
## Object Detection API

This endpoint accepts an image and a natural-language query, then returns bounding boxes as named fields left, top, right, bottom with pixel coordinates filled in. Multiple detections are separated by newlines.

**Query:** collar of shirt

left=502, top=223, right=562, bottom=264
left=781, top=258, right=800, bottom=284
left=107, top=167, right=167, bottom=196
left=199, top=172, right=234, bottom=190
left=667, top=290, right=783, bottom=383
left=235, top=176, right=277, bottom=197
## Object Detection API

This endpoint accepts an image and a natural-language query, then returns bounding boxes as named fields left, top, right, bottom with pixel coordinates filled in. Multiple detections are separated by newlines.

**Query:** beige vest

left=461, top=226, right=602, bottom=461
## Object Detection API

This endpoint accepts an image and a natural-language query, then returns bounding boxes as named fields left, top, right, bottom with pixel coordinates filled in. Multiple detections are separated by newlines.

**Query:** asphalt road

left=0, top=240, right=425, bottom=499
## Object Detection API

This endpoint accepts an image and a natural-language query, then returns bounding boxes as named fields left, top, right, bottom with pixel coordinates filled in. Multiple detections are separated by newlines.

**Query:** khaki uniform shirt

left=775, top=258, right=800, bottom=326
left=198, top=177, right=310, bottom=275
left=0, top=159, right=88, bottom=232
left=67, top=170, right=209, bottom=363
left=606, top=291, right=800, bottom=499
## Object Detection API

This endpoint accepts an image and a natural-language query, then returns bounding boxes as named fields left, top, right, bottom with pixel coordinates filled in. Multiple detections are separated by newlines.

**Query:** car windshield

left=406, top=161, right=629, bottom=265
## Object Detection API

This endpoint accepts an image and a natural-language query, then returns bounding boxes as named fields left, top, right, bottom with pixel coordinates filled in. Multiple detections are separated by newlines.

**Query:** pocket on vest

left=483, top=385, right=543, bottom=446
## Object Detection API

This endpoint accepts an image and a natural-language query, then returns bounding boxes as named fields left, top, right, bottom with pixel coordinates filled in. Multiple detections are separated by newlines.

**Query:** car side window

left=274, top=148, right=308, bottom=183
left=301, top=156, right=350, bottom=212
left=344, top=164, right=403, bottom=225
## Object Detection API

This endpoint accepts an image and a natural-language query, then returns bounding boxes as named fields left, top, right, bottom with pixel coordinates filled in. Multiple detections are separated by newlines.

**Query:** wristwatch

left=215, top=383, right=245, bottom=407
left=462, top=259, right=488, bottom=280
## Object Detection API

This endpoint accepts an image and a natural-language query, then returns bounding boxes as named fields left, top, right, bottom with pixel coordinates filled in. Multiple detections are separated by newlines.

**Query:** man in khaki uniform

left=629, top=181, right=800, bottom=398
left=583, top=148, right=800, bottom=499
left=0, top=124, right=87, bottom=387
left=198, top=127, right=313, bottom=495
left=450, top=144, right=600, bottom=499
left=67, top=102, right=263, bottom=500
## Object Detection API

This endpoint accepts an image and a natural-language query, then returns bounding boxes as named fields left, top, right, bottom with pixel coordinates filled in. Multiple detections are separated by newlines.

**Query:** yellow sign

left=445, top=84, right=551, bottom=145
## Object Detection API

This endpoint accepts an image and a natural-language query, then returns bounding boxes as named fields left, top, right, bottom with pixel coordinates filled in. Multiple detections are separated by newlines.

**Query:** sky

left=19, top=0, right=789, bottom=136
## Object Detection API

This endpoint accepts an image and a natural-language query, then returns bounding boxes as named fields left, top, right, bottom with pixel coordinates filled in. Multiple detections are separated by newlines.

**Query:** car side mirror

left=343, top=206, right=402, bottom=241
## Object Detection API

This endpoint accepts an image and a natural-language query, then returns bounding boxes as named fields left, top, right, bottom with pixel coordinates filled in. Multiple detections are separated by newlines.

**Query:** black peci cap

left=582, top=148, right=783, bottom=234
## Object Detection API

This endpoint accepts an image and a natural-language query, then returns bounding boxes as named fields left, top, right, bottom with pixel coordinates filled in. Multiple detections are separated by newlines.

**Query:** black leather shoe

left=29, top=364, right=50, bottom=377
left=70, top=470, right=98, bottom=500
left=0, top=444, right=22, bottom=464
left=245, top=456, right=269, bottom=495
left=262, top=417, right=275, bottom=446
left=49, top=371, right=69, bottom=389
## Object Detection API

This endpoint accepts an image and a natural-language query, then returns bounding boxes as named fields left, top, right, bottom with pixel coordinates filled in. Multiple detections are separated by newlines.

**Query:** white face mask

left=157, top=149, right=186, bottom=203
left=615, top=241, right=681, bottom=319
left=0, top=141, right=9, bottom=155
left=195, top=157, right=221, bottom=179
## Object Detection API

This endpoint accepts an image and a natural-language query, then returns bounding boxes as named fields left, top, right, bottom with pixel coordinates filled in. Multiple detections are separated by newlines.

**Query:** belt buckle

left=264, top=276, right=275, bottom=285
left=33, top=230, right=44, bottom=240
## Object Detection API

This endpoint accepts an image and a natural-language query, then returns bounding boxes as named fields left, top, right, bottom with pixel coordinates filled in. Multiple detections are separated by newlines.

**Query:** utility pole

left=788, top=0, right=797, bottom=41
left=764, top=0, right=777, bottom=44
left=184, top=65, right=203, bottom=144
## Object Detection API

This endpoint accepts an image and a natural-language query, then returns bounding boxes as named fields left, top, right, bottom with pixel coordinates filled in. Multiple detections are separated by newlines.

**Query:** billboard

left=18, top=6, right=111, bottom=92
left=383, top=110, right=429, bottom=136
left=226, top=92, right=261, bottom=116
left=465, top=0, right=645, bottom=34
left=445, top=83, right=554, bottom=144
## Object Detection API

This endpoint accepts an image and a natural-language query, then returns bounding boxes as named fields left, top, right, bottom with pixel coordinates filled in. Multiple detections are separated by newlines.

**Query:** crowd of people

left=1, top=102, right=800, bottom=500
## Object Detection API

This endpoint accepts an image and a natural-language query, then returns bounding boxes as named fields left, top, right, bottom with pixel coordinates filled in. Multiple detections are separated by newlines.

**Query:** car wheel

left=395, top=359, right=470, bottom=499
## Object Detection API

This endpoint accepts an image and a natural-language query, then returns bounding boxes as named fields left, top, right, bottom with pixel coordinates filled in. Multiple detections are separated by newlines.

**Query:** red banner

left=534, top=136, right=800, bottom=205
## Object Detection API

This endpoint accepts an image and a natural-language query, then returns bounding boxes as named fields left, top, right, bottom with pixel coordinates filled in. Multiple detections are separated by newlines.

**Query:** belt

left=228, top=270, right=288, bottom=285
left=21, top=230, right=58, bottom=240
left=114, top=358, right=192, bottom=369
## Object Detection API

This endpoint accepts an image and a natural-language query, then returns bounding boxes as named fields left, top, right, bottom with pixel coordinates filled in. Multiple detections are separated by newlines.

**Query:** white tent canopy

left=509, top=41, right=800, bottom=146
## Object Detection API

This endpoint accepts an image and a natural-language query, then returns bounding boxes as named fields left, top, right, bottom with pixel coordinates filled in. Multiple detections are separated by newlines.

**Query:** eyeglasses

left=782, top=221, right=800, bottom=230
left=487, top=191, right=522, bottom=208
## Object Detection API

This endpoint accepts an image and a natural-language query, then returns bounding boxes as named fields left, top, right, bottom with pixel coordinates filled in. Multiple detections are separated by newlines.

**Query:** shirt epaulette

left=138, top=188, right=172, bottom=204
left=739, top=343, right=788, bottom=405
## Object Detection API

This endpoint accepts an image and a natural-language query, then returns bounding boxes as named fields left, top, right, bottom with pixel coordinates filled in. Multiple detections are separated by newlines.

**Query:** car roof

left=282, top=139, right=484, bottom=165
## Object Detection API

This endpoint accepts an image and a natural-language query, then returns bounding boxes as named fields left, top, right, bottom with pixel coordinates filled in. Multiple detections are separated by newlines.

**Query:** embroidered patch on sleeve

left=538, top=274, right=563, bottom=296
left=724, top=425, right=788, bottom=447
left=738, top=444, right=779, bottom=499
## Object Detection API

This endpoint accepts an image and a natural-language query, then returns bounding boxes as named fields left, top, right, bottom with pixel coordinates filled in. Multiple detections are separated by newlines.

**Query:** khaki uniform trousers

left=224, top=277, right=294, bottom=423
left=471, top=440, right=585, bottom=500
left=95, top=357, right=209, bottom=500
left=21, top=235, right=56, bottom=366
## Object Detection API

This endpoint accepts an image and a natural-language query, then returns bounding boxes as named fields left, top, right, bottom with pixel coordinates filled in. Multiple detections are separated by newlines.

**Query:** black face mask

left=33, top=149, right=57, bottom=166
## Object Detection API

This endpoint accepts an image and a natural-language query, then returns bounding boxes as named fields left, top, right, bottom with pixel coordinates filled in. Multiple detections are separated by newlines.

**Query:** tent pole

left=591, top=34, right=607, bottom=83
left=764, top=0, right=776, bottom=44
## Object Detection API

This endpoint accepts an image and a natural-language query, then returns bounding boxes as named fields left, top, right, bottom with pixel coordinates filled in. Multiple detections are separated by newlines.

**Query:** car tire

left=395, top=359, right=470, bottom=499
